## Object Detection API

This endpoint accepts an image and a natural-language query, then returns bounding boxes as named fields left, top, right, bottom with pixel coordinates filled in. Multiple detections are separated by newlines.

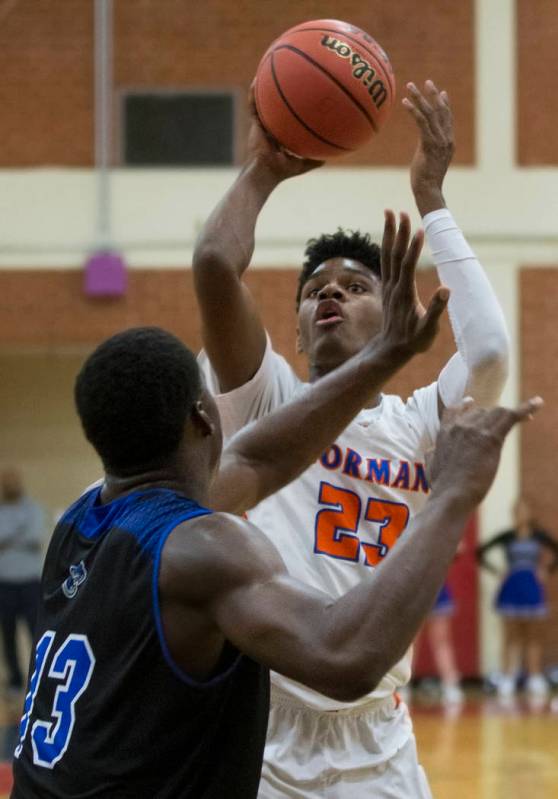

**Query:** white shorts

left=258, top=688, right=432, bottom=799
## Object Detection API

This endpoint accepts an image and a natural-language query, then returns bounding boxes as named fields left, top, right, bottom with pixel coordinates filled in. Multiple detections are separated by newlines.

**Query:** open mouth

left=316, top=300, right=344, bottom=327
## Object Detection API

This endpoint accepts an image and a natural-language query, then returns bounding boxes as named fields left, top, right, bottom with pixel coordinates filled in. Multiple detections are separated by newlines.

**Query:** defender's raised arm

left=164, top=399, right=542, bottom=699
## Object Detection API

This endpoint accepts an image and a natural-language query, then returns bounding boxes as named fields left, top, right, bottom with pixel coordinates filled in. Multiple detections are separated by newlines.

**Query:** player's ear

left=191, top=400, right=215, bottom=438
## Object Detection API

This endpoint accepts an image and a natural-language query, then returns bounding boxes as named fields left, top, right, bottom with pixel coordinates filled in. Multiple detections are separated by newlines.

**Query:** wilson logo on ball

left=320, top=35, right=388, bottom=109
left=254, top=18, right=396, bottom=159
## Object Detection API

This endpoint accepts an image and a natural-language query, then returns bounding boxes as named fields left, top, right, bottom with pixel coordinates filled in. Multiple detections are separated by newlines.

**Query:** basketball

left=254, top=19, right=396, bottom=160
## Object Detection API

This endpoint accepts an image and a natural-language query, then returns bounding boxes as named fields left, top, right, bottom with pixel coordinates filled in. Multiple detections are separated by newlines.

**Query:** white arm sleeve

left=424, top=208, right=510, bottom=408
left=197, top=334, right=303, bottom=441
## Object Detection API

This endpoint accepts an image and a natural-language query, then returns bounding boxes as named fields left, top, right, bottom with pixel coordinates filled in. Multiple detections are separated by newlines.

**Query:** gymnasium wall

left=0, top=268, right=454, bottom=378
left=517, top=0, right=558, bottom=164
left=0, top=353, right=99, bottom=518
left=0, top=268, right=455, bottom=515
left=0, top=0, right=475, bottom=167
left=521, top=268, right=558, bottom=665
left=1, top=0, right=558, bottom=674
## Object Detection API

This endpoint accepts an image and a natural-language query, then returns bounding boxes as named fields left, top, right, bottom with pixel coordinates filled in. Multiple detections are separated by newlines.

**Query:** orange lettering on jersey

left=361, top=498, right=410, bottom=566
left=314, top=482, right=361, bottom=561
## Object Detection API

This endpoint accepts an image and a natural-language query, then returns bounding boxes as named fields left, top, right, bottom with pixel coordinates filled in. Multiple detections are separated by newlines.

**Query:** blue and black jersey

left=12, top=486, right=269, bottom=798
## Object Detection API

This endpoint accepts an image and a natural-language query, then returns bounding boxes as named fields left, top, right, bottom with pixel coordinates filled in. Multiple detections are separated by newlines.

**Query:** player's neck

left=101, top=463, right=211, bottom=507
left=308, top=362, right=381, bottom=409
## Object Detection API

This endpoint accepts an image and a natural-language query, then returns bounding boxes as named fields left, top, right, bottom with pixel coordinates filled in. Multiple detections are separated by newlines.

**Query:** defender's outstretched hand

left=403, top=80, right=454, bottom=215
left=380, top=210, right=449, bottom=355
left=430, top=397, right=544, bottom=506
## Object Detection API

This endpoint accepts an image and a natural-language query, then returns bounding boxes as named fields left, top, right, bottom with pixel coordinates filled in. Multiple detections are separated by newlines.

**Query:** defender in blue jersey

left=12, top=225, right=540, bottom=797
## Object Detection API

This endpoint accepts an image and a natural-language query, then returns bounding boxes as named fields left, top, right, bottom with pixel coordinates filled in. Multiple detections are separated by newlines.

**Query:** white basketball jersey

left=199, top=338, right=440, bottom=711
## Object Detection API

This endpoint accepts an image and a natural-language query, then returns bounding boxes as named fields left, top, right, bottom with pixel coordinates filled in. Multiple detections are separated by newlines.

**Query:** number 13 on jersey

left=314, top=482, right=409, bottom=566
left=15, top=631, right=95, bottom=768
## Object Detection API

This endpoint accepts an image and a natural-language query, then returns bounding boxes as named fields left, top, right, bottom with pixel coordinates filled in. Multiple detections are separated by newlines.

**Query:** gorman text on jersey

left=319, top=444, right=430, bottom=494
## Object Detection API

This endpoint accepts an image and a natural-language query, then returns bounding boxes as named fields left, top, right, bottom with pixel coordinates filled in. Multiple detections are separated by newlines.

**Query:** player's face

left=297, top=259, right=383, bottom=372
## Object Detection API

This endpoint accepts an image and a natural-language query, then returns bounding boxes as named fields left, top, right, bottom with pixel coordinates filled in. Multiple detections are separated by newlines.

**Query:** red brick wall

left=0, top=267, right=454, bottom=392
left=0, top=0, right=475, bottom=167
left=517, top=1, right=558, bottom=165
left=520, top=267, right=558, bottom=665
left=0, top=0, right=93, bottom=167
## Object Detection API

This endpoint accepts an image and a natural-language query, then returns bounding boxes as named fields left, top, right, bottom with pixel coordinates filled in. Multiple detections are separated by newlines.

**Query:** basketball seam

left=274, top=44, right=379, bottom=133
left=269, top=52, right=351, bottom=152
left=255, top=51, right=273, bottom=132
left=287, top=27, right=395, bottom=93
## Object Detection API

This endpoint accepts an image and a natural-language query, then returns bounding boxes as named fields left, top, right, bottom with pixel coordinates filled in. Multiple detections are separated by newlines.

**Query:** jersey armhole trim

left=151, top=511, right=243, bottom=690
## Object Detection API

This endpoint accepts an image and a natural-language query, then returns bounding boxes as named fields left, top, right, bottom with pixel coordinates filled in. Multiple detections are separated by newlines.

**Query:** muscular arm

left=209, top=213, right=449, bottom=514
left=192, top=159, right=274, bottom=391
left=164, top=400, right=539, bottom=699
left=404, top=81, right=509, bottom=412
left=212, top=341, right=411, bottom=514
left=193, top=116, right=322, bottom=392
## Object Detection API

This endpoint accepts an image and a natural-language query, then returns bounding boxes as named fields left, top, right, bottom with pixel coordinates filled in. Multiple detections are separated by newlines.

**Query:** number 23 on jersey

left=314, top=481, right=409, bottom=566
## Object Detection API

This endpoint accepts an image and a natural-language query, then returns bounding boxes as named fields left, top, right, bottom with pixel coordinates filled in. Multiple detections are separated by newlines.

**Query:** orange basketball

left=254, top=19, right=396, bottom=160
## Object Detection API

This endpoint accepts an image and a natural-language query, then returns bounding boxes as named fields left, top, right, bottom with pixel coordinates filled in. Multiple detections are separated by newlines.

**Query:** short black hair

left=75, top=327, right=201, bottom=474
left=296, top=229, right=381, bottom=308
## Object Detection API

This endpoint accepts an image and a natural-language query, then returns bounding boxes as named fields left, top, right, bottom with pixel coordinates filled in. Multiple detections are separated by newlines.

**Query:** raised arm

left=210, top=212, right=449, bottom=513
left=164, top=399, right=541, bottom=699
left=403, top=81, right=509, bottom=411
left=192, top=110, right=322, bottom=392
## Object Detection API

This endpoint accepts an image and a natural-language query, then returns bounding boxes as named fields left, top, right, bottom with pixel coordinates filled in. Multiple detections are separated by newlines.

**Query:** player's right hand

left=246, top=87, right=324, bottom=180
left=429, top=397, right=543, bottom=508
left=403, top=80, right=454, bottom=213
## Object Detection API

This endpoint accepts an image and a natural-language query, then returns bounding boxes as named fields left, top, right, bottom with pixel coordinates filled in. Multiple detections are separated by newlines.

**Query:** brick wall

left=520, top=267, right=558, bottom=666
left=0, top=0, right=475, bottom=167
left=517, top=0, right=558, bottom=165
left=0, top=267, right=454, bottom=392
left=0, top=0, right=93, bottom=166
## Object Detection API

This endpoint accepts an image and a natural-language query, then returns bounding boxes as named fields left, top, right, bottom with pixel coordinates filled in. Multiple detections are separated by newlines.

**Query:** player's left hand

left=403, top=80, right=454, bottom=214
left=380, top=209, right=449, bottom=355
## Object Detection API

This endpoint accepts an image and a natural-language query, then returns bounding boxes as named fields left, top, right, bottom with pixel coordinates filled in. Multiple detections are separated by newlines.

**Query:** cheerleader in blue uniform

left=477, top=499, right=558, bottom=697
left=427, top=583, right=464, bottom=705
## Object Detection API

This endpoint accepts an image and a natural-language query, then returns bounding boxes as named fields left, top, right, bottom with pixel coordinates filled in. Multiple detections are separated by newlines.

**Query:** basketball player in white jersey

left=193, top=82, right=510, bottom=797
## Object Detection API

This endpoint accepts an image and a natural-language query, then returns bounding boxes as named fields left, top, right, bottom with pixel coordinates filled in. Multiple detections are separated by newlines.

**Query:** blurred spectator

left=0, top=468, right=44, bottom=698
left=477, top=498, right=558, bottom=698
